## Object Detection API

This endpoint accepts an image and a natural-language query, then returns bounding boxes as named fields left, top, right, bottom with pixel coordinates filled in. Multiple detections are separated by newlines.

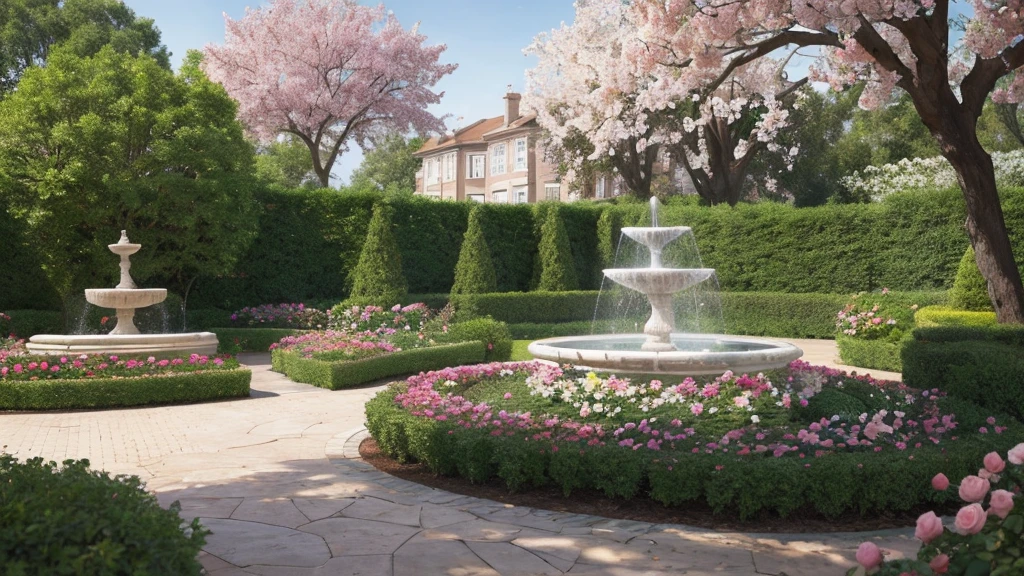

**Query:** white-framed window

left=443, top=152, right=457, bottom=182
left=595, top=178, right=605, bottom=199
left=512, top=185, right=528, bottom=204
left=492, top=189, right=508, bottom=203
left=514, top=137, right=528, bottom=171
left=490, top=143, right=506, bottom=175
left=544, top=183, right=561, bottom=202
left=467, top=154, right=485, bottom=179
left=426, top=157, right=439, bottom=184
left=468, top=194, right=485, bottom=203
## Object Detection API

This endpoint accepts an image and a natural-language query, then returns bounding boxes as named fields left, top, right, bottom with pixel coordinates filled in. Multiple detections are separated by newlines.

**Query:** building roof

left=481, top=113, right=538, bottom=139
left=415, top=116, right=504, bottom=156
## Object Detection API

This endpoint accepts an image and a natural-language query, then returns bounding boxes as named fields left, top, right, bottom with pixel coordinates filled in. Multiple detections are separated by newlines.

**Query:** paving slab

left=200, top=518, right=331, bottom=568
left=299, top=517, right=420, bottom=556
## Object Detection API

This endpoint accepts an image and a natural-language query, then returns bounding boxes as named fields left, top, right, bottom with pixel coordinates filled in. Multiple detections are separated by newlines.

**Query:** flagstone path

left=0, top=341, right=912, bottom=575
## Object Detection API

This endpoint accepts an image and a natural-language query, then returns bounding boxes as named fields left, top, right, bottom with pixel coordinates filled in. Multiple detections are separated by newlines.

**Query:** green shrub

left=450, top=208, right=497, bottom=296
left=272, top=341, right=485, bottom=390
left=949, top=246, right=993, bottom=311
left=536, top=207, right=578, bottom=291
left=914, top=305, right=997, bottom=328
left=4, top=310, right=63, bottom=338
left=913, top=324, right=1024, bottom=347
left=185, top=308, right=233, bottom=331
left=212, top=328, right=305, bottom=353
left=801, top=388, right=869, bottom=422
left=0, top=455, right=207, bottom=575
left=436, top=318, right=512, bottom=361
left=452, top=291, right=599, bottom=324
left=0, top=369, right=251, bottom=411
left=836, top=335, right=904, bottom=372
left=903, top=338, right=1024, bottom=421
left=348, top=202, right=407, bottom=308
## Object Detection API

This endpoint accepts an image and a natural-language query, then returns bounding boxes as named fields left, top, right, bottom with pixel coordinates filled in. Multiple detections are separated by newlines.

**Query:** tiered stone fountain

left=27, top=231, right=219, bottom=356
left=528, top=198, right=802, bottom=375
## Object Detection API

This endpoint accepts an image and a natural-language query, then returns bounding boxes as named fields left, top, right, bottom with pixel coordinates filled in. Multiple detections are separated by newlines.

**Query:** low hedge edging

left=211, top=327, right=306, bottom=353
left=836, top=336, right=904, bottom=373
left=271, top=341, right=486, bottom=390
left=914, top=306, right=997, bottom=328
left=0, top=369, right=252, bottom=411
left=366, top=384, right=1016, bottom=519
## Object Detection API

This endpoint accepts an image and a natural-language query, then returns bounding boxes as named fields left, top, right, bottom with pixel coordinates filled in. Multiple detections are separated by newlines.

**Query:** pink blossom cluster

left=230, top=303, right=329, bottom=329
left=327, top=303, right=431, bottom=337
left=835, top=291, right=914, bottom=339
left=1, top=348, right=236, bottom=382
left=270, top=330, right=399, bottom=359
left=859, top=443, right=1024, bottom=574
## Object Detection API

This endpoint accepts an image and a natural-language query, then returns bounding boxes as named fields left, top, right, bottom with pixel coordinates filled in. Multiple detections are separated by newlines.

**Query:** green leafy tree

left=0, top=47, right=258, bottom=298
left=834, top=90, right=941, bottom=178
left=349, top=203, right=407, bottom=306
left=0, top=0, right=169, bottom=94
left=450, top=207, right=497, bottom=296
left=348, top=134, right=424, bottom=195
left=255, top=134, right=318, bottom=189
left=537, top=207, right=578, bottom=291
left=951, top=246, right=994, bottom=312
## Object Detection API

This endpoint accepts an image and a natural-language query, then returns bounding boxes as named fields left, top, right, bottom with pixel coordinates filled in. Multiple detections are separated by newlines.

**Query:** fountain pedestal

left=27, top=231, right=219, bottom=357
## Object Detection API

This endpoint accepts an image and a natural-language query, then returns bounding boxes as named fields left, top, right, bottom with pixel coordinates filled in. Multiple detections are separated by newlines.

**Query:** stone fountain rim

left=620, top=225, right=692, bottom=232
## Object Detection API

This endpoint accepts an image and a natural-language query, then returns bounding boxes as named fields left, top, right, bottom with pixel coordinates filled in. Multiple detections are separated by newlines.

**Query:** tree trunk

left=945, top=143, right=1024, bottom=323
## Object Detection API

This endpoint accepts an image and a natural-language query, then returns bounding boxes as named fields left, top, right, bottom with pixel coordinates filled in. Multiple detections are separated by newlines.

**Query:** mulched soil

left=360, top=436, right=951, bottom=533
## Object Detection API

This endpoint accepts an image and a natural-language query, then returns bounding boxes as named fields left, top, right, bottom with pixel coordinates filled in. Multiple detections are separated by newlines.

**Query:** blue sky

left=122, top=0, right=577, bottom=186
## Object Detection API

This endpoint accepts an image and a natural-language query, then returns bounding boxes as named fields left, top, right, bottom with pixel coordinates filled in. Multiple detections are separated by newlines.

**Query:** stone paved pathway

left=0, top=344, right=915, bottom=575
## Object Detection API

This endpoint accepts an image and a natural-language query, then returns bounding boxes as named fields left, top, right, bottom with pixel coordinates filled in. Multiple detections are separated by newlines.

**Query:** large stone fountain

left=27, top=231, right=219, bottom=356
left=528, top=198, right=802, bottom=375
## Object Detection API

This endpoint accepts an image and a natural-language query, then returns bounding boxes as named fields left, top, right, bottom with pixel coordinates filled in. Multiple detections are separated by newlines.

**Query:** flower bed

left=366, top=360, right=1023, bottom=519
left=0, top=338, right=251, bottom=410
left=836, top=290, right=923, bottom=372
left=230, top=302, right=330, bottom=329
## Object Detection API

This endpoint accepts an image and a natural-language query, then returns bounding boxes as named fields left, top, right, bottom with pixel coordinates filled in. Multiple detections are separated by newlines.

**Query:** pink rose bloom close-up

left=915, top=511, right=943, bottom=544
left=984, top=451, right=1006, bottom=473
left=989, top=489, right=1016, bottom=519
left=955, top=503, right=988, bottom=535
left=931, top=473, right=949, bottom=491
left=855, top=542, right=883, bottom=569
left=929, top=553, right=950, bottom=574
left=1008, top=443, right=1024, bottom=465
left=958, top=475, right=990, bottom=503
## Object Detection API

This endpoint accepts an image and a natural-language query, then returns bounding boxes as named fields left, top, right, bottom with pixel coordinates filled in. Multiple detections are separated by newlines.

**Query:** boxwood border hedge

left=211, top=328, right=305, bottom=353
left=0, top=369, right=252, bottom=411
left=271, top=341, right=486, bottom=390
left=366, top=383, right=1019, bottom=519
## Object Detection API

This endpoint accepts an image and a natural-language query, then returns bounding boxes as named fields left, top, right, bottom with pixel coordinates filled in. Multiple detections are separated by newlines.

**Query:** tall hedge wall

left=5, top=187, right=1023, bottom=311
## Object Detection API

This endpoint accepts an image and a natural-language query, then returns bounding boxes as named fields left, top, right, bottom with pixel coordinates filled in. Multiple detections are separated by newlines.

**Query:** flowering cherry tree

left=630, top=0, right=1024, bottom=321
left=203, top=0, right=456, bottom=187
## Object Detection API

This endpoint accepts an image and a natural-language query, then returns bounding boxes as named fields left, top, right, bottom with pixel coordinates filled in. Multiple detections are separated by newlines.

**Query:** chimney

left=504, top=92, right=521, bottom=126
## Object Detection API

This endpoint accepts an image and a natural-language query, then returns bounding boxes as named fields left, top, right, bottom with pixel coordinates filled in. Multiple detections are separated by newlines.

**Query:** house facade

left=414, top=93, right=568, bottom=203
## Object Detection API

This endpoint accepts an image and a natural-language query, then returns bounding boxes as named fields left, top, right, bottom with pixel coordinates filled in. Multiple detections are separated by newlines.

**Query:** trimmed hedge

left=0, top=369, right=252, bottom=411
left=0, top=455, right=207, bottom=575
left=434, top=318, right=513, bottom=362
left=4, top=309, right=63, bottom=338
left=836, top=335, right=904, bottom=373
left=451, top=291, right=600, bottom=324
left=450, top=207, right=498, bottom=295
left=212, top=328, right=305, bottom=353
left=366, top=384, right=1018, bottom=519
left=950, top=246, right=992, bottom=311
left=348, top=203, right=408, bottom=307
left=914, top=306, right=997, bottom=328
left=903, top=337, right=1024, bottom=421
left=911, top=325, right=1024, bottom=348
left=271, top=341, right=485, bottom=390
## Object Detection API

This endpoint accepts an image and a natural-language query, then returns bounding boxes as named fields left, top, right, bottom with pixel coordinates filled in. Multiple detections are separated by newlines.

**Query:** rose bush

left=230, top=303, right=329, bottom=329
left=836, top=290, right=917, bottom=342
left=853, top=445, right=1024, bottom=576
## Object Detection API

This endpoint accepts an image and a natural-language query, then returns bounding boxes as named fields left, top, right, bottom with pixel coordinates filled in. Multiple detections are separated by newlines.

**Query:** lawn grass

left=511, top=340, right=533, bottom=361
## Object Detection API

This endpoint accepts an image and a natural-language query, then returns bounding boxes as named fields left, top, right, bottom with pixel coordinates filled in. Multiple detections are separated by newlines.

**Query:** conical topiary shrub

left=451, top=207, right=497, bottom=296
left=537, top=206, right=579, bottom=291
left=950, top=245, right=993, bottom=311
left=348, top=202, right=407, bottom=307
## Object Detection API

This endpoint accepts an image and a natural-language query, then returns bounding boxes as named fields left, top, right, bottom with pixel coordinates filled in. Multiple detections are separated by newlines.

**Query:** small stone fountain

left=27, top=231, right=218, bottom=356
left=529, top=198, right=802, bottom=375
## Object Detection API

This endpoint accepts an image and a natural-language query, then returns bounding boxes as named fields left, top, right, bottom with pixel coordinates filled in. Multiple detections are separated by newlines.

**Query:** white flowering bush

left=843, top=150, right=1024, bottom=201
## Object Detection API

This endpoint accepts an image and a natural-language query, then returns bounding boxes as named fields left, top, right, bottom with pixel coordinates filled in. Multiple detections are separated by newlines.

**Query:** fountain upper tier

left=85, top=288, right=167, bottom=311
left=603, top=268, right=716, bottom=295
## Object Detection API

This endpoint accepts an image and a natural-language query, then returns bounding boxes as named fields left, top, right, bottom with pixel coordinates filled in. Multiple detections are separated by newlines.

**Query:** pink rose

left=984, top=452, right=1006, bottom=473
left=955, top=503, right=988, bottom=535
left=915, top=511, right=943, bottom=544
left=989, top=489, right=1016, bottom=519
left=931, top=473, right=949, bottom=491
left=855, top=542, right=882, bottom=570
left=958, top=475, right=990, bottom=503
left=929, top=554, right=949, bottom=574
left=1008, top=443, right=1024, bottom=465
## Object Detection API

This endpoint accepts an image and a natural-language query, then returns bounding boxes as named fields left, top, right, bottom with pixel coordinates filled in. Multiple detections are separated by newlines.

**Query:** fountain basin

left=603, top=268, right=716, bottom=295
left=26, top=332, right=219, bottom=357
left=527, top=334, right=803, bottom=375
left=85, top=288, right=166, bottom=309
